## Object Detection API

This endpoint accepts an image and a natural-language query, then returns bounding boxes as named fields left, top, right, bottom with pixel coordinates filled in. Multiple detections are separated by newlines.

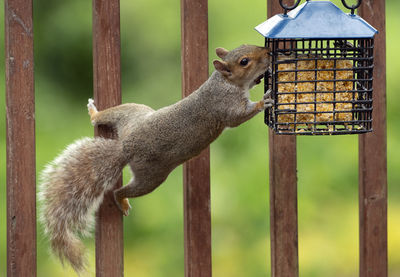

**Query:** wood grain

left=268, top=132, right=298, bottom=277
left=92, top=0, right=123, bottom=276
left=180, top=0, right=211, bottom=276
left=5, top=0, right=36, bottom=276
left=358, top=1, right=388, bottom=276
left=267, top=1, right=299, bottom=276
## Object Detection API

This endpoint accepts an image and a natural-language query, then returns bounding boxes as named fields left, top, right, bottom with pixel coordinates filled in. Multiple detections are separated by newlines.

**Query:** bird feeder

left=255, top=0, right=377, bottom=135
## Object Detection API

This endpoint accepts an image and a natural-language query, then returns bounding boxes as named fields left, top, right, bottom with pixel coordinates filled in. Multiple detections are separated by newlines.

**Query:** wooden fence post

left=5, top=0, right=36, bottom=276
left=92, top=0, right=124, bottom=276
left=358, top=1, right=388, bottom=276
left=180, top=0, right=212, bottom=276
left=266, top=1, right=299, bottom=276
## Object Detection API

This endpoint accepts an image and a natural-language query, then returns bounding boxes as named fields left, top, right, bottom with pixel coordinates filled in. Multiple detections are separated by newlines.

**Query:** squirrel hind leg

left=113, top=176, right=164, bottom=215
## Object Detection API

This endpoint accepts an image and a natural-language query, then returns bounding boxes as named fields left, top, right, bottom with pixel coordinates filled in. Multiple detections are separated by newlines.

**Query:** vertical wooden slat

left=180, top=0, right=211, bottom=276
left=5, top=0, right=36, bottom=276
left=358, top=1, right=387, bottom=276
left=92, top=0, right=123, bottom=276
left=267, top=1, right=299, bottom=277
left=268, top=132, right=298, bottom=277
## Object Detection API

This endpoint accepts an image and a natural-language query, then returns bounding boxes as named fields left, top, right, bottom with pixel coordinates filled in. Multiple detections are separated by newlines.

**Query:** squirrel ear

left=213, top=60, right=232, bottom=76
left=213, top=60, right=231, bottom=76
left=215, top=47, right=229, bottom=59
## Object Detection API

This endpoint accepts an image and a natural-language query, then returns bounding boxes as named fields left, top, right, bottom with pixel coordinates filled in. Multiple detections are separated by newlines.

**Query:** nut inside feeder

left=255, top=0, right=378, bottom=135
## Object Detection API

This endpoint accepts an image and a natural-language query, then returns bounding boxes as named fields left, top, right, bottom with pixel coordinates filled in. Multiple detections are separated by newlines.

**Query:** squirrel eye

left=240, top=58, right=249, bottom=66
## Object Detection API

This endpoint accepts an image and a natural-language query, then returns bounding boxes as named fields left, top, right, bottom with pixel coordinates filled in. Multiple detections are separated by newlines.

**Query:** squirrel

left=38, top=44, right=273, bottom=274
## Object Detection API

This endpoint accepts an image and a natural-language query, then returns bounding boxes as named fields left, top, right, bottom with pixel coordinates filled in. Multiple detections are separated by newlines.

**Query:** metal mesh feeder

left=255, top=0, right=377, bottom=135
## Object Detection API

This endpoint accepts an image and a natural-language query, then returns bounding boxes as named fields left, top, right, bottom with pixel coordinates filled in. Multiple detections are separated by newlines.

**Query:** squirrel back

left=39, top=44, right=272, bottom=274
left=118, top=45, right=271, bottom=161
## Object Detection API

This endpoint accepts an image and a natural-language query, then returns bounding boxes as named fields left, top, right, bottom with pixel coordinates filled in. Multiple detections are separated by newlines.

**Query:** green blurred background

left=1, top=0, right=399, bottom=276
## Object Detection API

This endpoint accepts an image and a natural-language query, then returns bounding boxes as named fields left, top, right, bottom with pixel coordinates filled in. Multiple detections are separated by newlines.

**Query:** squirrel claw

left=87, top=98, right=98, bottom=117
left=120, top=198, right=132, bottom=216
left=263, top=89, right=274, bottom=109
left=87, top=98, right=98, bottom=125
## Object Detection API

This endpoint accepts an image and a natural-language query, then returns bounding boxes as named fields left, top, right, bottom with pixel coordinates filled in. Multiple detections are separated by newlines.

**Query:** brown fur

left=39, top=45, right=272, bottom=274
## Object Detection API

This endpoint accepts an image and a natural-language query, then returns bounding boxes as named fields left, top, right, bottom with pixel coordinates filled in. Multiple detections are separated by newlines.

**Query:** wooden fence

left=5, top=0, right=386, bottom=276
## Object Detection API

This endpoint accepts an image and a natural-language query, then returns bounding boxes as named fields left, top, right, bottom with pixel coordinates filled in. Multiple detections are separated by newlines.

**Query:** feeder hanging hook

left=341, top=0, right=362, bottom=15
left=279, top=0, right=301, bottom=15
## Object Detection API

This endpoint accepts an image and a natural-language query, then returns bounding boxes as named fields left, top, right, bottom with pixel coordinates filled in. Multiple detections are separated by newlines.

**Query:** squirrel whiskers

left=39, top=45, right=273, bottom=274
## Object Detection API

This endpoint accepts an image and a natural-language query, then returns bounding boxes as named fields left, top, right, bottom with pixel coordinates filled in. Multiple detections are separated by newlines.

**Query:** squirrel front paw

left=87, top=98, right=98, bottom=125
left=264, top=89, right=274, bottom=109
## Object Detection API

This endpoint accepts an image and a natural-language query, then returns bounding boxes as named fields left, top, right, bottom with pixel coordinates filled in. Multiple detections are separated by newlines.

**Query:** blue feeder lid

left=255, top=1, right=378, bottom=39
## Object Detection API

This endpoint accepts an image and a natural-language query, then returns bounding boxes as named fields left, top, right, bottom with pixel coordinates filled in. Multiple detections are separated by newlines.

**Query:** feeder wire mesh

left=264, top=38, right=373, bottom=135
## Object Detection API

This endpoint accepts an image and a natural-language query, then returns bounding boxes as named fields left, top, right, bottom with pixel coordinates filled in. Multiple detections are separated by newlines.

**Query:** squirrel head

left=213, top=45, right=271, bottom=90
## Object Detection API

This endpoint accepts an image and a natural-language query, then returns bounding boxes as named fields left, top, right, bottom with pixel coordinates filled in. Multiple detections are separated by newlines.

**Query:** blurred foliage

left=0, top=0, right=399, bottom=276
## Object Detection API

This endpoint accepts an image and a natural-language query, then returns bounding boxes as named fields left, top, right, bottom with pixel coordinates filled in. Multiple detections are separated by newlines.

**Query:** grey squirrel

left=38, top=44, right=273, bottom=274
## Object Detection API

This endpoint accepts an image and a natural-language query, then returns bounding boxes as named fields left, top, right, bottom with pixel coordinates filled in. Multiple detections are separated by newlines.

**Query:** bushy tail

left=38, top=137, right=126, bottom=274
